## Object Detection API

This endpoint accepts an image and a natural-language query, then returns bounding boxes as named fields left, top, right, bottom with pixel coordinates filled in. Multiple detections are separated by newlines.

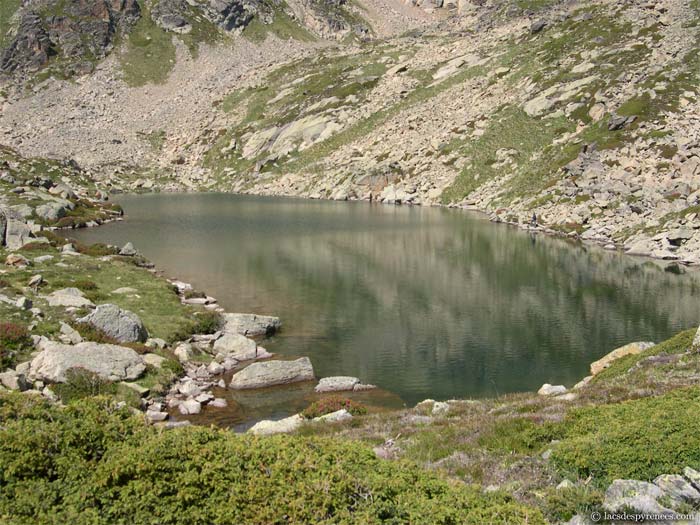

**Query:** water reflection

left=73, top=194, right=700, bottom=407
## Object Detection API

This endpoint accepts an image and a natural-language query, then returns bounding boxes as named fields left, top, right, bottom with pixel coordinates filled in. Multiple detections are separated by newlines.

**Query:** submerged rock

left=229, top=357, right=314, bottom=389
left=315, top=376, right=360, bottom=393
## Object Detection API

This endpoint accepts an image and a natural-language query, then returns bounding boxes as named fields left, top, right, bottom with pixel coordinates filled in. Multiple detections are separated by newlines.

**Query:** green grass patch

left=119, top=3, right=177, bottom=87
left=243, top=4, right=316, bottom=43
left=0, top=0, right=20, bottom=49
left=552, top=387, right=700, bottom=485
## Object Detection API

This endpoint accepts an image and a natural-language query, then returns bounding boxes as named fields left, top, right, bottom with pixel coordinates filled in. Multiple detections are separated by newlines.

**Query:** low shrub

left=0, top=393, right=544, bottom=525
left=52, top=368, right=117, bottom=404
left=183, top=290, right=206, bottom=299
left=542, top=485, right=604, bottom=523
left=0, top=322, right=31, bottom=370
left=168, top=311, right=223, bottom=343
left=552, top=387, right=700, bottom=486
left=302, top=395, right=368, bottom=419
left=477, top=416, right=562, bottom=454
left=76, top=243, right=119, bottom=257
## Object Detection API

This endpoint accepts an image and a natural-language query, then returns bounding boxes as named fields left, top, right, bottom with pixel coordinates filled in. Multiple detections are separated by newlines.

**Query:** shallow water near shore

left=73, top=193, right=700, bottom=426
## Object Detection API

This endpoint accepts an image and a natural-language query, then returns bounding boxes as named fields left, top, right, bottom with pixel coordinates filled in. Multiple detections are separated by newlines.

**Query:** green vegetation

left=0, top=393, right=544, bottom=525
left=553, top=387, right=700, bottom=485
left=243, top=3, right=316, bottom=43
left=119, top=3, right=177, bottom=87
left=301, top=396, right=368, bottom=419
left=0, top=0, right=20, bottom=49
left=0, top=322, right=31, bottom=370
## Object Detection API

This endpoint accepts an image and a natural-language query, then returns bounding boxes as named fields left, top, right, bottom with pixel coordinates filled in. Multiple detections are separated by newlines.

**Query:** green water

left=74, top=193, right=700, bottom=418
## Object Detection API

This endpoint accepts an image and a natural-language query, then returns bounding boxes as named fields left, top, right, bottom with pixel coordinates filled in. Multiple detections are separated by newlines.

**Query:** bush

left=76, top=243, right=119, bottom=257
left=302, top=396, right=368, bottom=419
left=552, top=387, right=700, bottom=486
left=74, top=279, right=98, bottom=291
left=169, top=311, right=223, bottom=343
left=0, top=322, right=31, bottom=370
left=0, top=393, right=544, bottom=525
left=53, top=368, right=117, bottom=404
left=183, top=290, right=206, bottom=299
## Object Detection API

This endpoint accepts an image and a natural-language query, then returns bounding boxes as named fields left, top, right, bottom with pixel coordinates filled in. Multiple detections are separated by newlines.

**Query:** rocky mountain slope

left=1, top=0, right=700, bottom=264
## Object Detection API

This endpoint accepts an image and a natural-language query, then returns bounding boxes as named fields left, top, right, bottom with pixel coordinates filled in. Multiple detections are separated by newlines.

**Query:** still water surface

left=74, top=194, right=700, bottom=422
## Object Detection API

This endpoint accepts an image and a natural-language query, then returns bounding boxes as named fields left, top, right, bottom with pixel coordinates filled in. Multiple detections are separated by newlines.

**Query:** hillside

left=1, top=0, right=700, bottom=263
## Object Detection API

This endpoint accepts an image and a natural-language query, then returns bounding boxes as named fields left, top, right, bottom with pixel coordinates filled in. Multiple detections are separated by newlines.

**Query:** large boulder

left=213, top=333, right=271, bottom=360
left=248, top=414, right=304, bottom=435
left=590, top=341, right=655, bottom=376
left=29, top=341, right=146, bottom=383
left=5, top=218, right=33, bottom=249
left=78, top=303, right=148, bottom=343
left=0, top=207, right=6, bottom=247
left=46, top=287, right=95, bottom=308
left=229, top=357, right=314, bottom=390
left=603, top=480, right=671, bottom=515
left=35, top=202, right=67, bottom=221
left=222, top=313, right=281, bottom=336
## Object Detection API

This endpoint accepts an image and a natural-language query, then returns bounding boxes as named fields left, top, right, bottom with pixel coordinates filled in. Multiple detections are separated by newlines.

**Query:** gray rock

left=119, top=242, right=137, bottom=256
left=143, top=353, right=166, bottom=368
left=5, top=219, right=33, bottom=250
left=174, top=343, right=193, bottom=363
left=178, top=399, right=202, bottom=415
left=0, top=207, right=6, bottom=247
left=315, top=376, right=360, bottom=393
left=248, top=414, right=304, bottom=435
left=530, top=19, right=547, bottom=33
left=229, top=357, right=314, bottom=390
left=78, top=304, right=148, bottom=343
left=603, top=479, right=671, bottom=514
left=29, top=341, right=146, bottom=383
left=213, top=333, right=271, bottom=360
left=0, top=369, right=31, bottom=391
left=15, top=296, right=32, bottom=310
left=654, top=474, right=700, bottom=504
left=313, top=409, right=353, bottom=423
left=221, top=312, right=281, bottom=336
left=59, top=322, right=83, bottom=344
left=146, top=410, right=169, bottom=422
left=538, top=383, right=567, bottom=396
left=35, top=202, right=67, bottom=221
left=46, top=288, right=95, bottom=308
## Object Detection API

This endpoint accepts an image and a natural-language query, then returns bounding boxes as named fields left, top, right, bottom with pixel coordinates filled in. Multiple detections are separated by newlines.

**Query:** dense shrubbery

left=0, top=393, right=544, bottom=525
left=0, top=322, right=31, bottom=370
left=302, top=396, right=369, bottom=419
left=552, top=387, right=700, bottom=485
left=52, top=368, right=118, bottom=403
left=476, top=387, right=700, bottom=488
left=168, top=310, right=223, bottom=343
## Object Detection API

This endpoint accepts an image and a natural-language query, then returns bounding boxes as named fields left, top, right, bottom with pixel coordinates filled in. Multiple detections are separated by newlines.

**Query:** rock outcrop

left=221, top=313, right=281, bottom=336
left=78, top=304, right=148, bottom=343
left=29, top=341, right=146, bottom=383
left=229, top=357, right=314, bottom=389
left=1, top=0, right=141, bottom=77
